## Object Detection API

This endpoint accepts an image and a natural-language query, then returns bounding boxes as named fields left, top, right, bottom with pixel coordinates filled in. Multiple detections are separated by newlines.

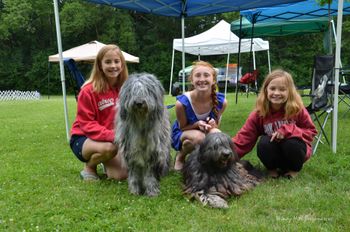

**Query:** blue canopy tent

left=52, top=0, right=306, bottom=141
left=83, top=0, right=305, bottom=93
left=234, top=0, right=348, bottom=153
left=240, top=0, right=350, bottom=22
left=84, top=0, right=305, bottom=17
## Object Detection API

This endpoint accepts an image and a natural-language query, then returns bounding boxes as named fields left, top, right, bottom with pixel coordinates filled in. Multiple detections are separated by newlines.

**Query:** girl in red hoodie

left=70, top=44, right=128, bottom=181
left=233, top=69, right=317, bottom=178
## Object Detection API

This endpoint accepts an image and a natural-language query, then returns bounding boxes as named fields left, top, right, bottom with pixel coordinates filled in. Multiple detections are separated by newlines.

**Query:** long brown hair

left=84, top=44, right=128, bottom=92
left=256, top=69, right=304, bottom=119
left=189, top=60, right=219, bottom=120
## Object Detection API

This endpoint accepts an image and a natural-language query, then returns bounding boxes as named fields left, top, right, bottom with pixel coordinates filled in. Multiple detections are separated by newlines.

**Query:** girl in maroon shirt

left=233, top=69, right=317, bottom=178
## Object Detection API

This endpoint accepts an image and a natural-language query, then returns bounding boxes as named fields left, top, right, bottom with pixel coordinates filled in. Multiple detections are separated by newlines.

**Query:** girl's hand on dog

left=206, top=117, right=217, bottom=129
left=197, top=120, right=211, bottom=133
left=270, top=131, right=284, bottom=142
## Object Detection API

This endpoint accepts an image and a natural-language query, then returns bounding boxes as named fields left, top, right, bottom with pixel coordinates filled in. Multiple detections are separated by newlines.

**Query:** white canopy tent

left=169, top=20, right=270, bottom=96
left=48, top=40, right=139, bottom=63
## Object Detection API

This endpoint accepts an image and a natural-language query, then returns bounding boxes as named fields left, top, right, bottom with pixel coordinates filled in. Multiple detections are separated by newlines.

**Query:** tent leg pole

left=181, top=15, right=186, bottom=93
left=235, top=16, right=243, bottom=104
left=48, top=62, right=50, bottom=99
left=267, top=49, right=271, bottom=73
left=332, top=0, right=344, bottom=153
left=169, top=49, right=175, bottom=95
left=53, top=0, right=70, bottom=143
left=224, top=53, right=231, bottom=98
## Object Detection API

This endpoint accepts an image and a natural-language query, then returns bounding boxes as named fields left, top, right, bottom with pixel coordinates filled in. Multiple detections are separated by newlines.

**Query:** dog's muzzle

left=132, top=100, right=148, bottom=113
left=218, top=150, right=233, bottom=167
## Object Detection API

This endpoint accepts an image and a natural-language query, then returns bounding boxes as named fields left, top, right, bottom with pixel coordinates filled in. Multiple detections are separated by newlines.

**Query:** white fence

left=0, top=90, right=41, bottom=101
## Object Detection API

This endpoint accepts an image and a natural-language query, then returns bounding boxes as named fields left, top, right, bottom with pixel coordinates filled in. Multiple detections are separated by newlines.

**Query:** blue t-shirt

left=171, top=92, right=225, bottom=151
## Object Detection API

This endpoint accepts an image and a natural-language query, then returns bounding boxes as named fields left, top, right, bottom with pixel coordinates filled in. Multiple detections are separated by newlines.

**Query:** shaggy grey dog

left=182, top=132, right=263, bottom=208
left=115, top=73, right=171, bottom=196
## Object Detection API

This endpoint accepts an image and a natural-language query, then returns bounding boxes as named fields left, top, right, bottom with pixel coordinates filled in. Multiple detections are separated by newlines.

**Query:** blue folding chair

left=64, top=58, right=85, bottom=100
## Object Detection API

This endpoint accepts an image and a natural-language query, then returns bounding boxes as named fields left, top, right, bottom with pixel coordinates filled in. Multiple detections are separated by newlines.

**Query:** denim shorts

left=70, top=135, right=88, bottom=162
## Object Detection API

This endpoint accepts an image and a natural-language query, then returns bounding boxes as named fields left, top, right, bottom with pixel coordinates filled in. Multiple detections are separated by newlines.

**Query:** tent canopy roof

left=231, top=16, right=329, bottom=38
left=240, top=0, right=350, bottom=23
left=48, top=41, right=139, bottom=63
left=84, top=0, right=304, bottom=17
left=173, top=20, right=269, bottom=55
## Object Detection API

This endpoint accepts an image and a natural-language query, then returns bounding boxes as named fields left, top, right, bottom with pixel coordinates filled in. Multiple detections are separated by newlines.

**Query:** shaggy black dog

left=182, top=132, right=263, bottom=208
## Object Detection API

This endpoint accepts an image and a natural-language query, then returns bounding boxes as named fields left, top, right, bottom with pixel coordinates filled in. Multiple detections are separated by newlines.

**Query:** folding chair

left=339, top=68, right=350, bottom=117
left=239, top=69, right=259, bottom=97
left=305, top=55, right=334, bottom=154
left=64, top=58, right=86, bottom=100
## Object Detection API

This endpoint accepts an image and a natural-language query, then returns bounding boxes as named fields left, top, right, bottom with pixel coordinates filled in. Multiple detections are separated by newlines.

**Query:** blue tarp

left=84, top=0, right=305, bottom=17
left=240, top=0, right=350, bottom=23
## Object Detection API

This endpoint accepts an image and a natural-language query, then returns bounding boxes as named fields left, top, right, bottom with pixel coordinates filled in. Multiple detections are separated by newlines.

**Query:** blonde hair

left=84, top=44, right=128, bottom=93
left=189, top=60, right=219, bottom=120
left=256, top=69, right=304, bottom=119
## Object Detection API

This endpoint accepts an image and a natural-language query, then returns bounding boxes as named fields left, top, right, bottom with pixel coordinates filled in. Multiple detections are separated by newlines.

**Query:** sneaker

left=267, top=169, right=279, bottom=179
left=100, top=163, right=107, bottom=174
left=80, top=170, right=100, bottom=181
left=206, top=194, right=229, bottom=209
left=283, top=171, right=298, bottom=179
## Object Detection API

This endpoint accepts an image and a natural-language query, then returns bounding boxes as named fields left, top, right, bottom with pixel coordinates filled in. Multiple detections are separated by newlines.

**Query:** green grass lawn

left=0, top=93, right=349, bottom=231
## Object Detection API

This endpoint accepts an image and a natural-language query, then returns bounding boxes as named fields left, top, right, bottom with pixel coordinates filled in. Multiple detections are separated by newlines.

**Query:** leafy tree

left=0, top=0, right=349, bottom=94
left=0, top=0, right=55, bottom=92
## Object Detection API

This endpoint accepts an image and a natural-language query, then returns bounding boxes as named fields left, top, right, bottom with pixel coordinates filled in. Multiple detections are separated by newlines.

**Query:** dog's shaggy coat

left=115, top=73, right=171, bottom=196
left=182, top=132, right=263, bottom=208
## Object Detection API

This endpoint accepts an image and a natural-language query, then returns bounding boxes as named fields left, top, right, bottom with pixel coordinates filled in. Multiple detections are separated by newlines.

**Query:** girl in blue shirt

left=171, top=61, right=227, bottom=170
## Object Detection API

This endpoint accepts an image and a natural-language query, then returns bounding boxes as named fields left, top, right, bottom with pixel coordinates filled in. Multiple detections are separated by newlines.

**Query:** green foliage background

left=0, top=0, right=350, bottom=94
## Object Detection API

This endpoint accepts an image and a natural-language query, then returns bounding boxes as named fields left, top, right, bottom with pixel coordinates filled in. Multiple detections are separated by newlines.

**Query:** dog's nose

left=135, top=100, right=145, bottom=108
left=222, top=151, right=231, bottom=159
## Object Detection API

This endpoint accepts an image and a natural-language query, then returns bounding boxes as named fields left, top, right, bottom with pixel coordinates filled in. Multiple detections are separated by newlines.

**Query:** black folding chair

left=64, top=58, right=86, bottom=101
left=305, top=55, right=334, bottom=154
left=339, top=68, right=350, bottom=117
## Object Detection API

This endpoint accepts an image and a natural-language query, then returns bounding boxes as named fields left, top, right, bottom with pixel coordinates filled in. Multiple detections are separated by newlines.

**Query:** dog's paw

left=192, top=191, right=228, bottom=208
left=128, top=179, right=143, bottom=195
left=143, top=176, right=160, bottom=197
left=145, top=187, right=160, bottom=197
left=129, top=186, right=142, bottom=195
left=206, top=194, right=229, bottom=209
left=144, top=182, right=160, bottom=197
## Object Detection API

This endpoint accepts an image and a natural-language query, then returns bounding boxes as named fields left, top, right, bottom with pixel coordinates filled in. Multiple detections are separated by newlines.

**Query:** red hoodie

left=70, top=83, right=119, bottom=142
left=232, top=107, right=317, bottom=161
